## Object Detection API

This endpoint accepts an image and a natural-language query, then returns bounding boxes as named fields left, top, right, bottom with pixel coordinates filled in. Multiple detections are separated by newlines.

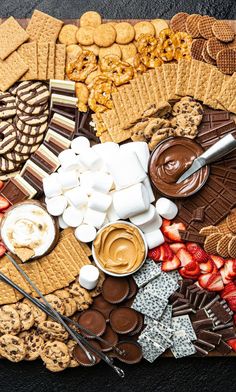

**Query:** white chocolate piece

left=58, top=149, right=78, bottom=171
left=156, top=197, right=178, bottom=220
left=75, top=224, right=97, bottom=243
left=107, top=150, right=146, bottom=190
left=130, top=205, right=162, bottom=233
left=79, top=265, right=99, bottom=290
left=71, top=136, right=90, bottom=154
left=46, top=195, right=68, bottom=216
left=43, top=173, right=62, bottom=198
left=84, top=208, right=106, bottom=229
left=58, top=170, right=79, bottom=190
left=58, top=215, right=69, bottom=229
left=144, top=229, right=165, bottom=250
left=62, top=206, right=84, bottom=227
left=120, top=142, right=150, bottom=172
left=113, top=183, right=149, bottom=219
left=65, top=186, right=88, bottom=208
left=88, top=191, right=112, bottom=212
left=79, top=148, right=103, bottom=171
left=142, top=176, right=155, bottom=203
left=91, top=172, right=113, bottom=194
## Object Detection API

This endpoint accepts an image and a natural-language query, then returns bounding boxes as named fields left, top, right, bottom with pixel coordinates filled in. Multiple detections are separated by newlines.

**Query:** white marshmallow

left=75, top=155, right=87, bottom=173
left=107, top=201, right=120, bottom=222
left=58, top=149, right=78, bottom=171
left=79, top=265, right=99, bottom=290
left=43, top=173, right=62, bottom=198
left=107, top=150, right=146, bottom=190
left=75, top=224, right=97, bottom=243
left=113, top=183, right=149, bottom=219
left=144, top=229, right=165, bottom=250
left=142, top=176, right=155, bottom=203
left=156, top=197, right=178, bottom=220
left=84, top=208, right=106, bottom=229
left=130, top=205, right=162, bottom=233
left=120, top=142, right=150, bottom=172
left=71, top=136, right=90, bottom=154
left=91, top=172, right=113, bottom=194
left=79, top=148, right=103, bottom=171
left=65, top=186, right=88, bottom=208
left=88, top=191, right=112, bottom=212
left=92, top=142, right=119, bottom=167
left=58, top=215, right=69, bottom=229
left=58, top=170, right=79, bottom=190
left=79, top=171, right=95, bottom=194
left=62, top=206, right=84, bottom=227
left=46, top=195, right=67, bottom=216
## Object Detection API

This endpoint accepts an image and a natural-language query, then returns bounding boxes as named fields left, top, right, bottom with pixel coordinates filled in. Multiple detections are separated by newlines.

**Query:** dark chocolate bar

left=194, top=344, right=208, bottom=356
left=211, top=165, right=236, bottom=192
left=197, top=330, right=222, bottom=345
left=179, top=230, right=206, bottom=245
left=216, top=340, right=232, bottom=355
left=195, top=338, right=215, bottom=351
left=208, top=301, right=232, bottom=324
left=192, top=318, right=214, bottom=332
left=219, top=327, right=236, bottom=341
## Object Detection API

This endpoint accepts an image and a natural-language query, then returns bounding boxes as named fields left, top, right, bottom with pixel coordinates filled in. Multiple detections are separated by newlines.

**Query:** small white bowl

left=92, top=220, right=148, bottom=277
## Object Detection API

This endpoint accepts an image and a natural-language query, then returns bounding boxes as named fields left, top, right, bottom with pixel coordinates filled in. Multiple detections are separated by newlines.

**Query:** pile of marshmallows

left=43, top=137, right=178, bottom=248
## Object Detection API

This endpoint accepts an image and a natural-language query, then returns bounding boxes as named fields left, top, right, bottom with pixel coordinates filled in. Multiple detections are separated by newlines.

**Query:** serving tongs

left=3, top=253, right=125, bottom=378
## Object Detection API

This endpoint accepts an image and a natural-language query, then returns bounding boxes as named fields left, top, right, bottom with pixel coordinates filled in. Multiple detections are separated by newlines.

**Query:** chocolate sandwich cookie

left=0, top=122, right=17, bottom=154
left=16, top=81, right=50, bottom=106
left=16, top=97, right=48, bottom=115
left=15, top=117, right=48, bottom=136
left=17, top=130, right=45, bottom=146
left=18, top=111, right=49, bottom=126
left=0, top=92, right=16, bottom=119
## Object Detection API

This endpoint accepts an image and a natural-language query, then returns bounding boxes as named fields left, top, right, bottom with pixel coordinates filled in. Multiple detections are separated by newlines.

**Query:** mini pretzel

left=174, top=31, right=192, bottom=50
left=88, top=75, right=117, bottom=112
left=66, top=50, right=97, bottom=82
left=99, top=55, right=121, bottom=72
left=159, top=28, right=176, bottom=44
left=140, top=48, right=163, bottom=68
left=136, top=34, right=158, bottom=54
left=133, top=54, right=147, bottom=76
left=100, top=55, right=134, bottom=86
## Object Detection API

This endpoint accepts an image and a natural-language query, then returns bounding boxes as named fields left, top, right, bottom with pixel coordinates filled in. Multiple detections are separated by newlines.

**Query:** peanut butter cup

left=73, top=340, right=101, bottom=366
left=91, top=294, right=117, bottom=321
left=115, top=341, right=143, bottom=364
left=102, top=277, right=129, bottom=304
left=77, top=309, right=106, bottom=338
left=100, top=325, right=119, bottom=352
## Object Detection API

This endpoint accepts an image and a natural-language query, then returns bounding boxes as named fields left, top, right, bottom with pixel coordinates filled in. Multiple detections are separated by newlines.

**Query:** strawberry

left=207, top=273, right=224, bottom=291
left=234, top=314, right=236, bottom=325
left=210, top=255, right=225, bottom=269
left=161, top=221, right=186, bottom=242
left=224, top=259, right=236, bottom=279
left=179, top=268, right=199, bottom=280
left=226, top=296, right=236, bottom=312
left=198, top=273, right=211, bottom=289
left=0, top=196, right=9, bottom=212
left=148, top=246, right=161, bottom=262
left=162, top=255, right=181, bottom=272
left=227, top=339, right=236, bottom=352
left=169, top=242, right=186, bottom=254
left=186, top=242, right=209, bottom=263
left=176, top=248, right=193, bottom=267
left=161, top=244, right=174, bottom=261
left=221, top=282, right=236, bottom=299
left=179, top=260, right=200, bottom=279
left=220, top=268, right=232, bottom=285
left=199, top=259, right=215, bottom=274
left=0, top=181, right=4, bottom=191
left=186, top=242, right=199, bottom=253
left=0, top=242, right=6, bottom=258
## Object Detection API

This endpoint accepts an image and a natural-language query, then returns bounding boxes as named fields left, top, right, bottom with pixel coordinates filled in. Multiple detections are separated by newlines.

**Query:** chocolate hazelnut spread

left=148, top=137, right=209, bottom=198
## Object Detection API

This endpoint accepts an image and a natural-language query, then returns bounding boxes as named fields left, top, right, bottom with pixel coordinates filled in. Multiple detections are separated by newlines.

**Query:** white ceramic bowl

left=92, top=220, right=148, bottom=277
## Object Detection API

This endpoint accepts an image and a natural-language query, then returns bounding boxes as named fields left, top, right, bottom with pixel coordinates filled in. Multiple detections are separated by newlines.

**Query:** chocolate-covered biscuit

left=0, top=92, right=16, bottom=119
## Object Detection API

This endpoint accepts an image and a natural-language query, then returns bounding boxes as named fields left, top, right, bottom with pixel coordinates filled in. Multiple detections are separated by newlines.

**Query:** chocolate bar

left=31, top=145, right=60, bottom=174
left=219, top=327, right=236, bottom=341
left=211, top=165, right=236, bottom=192
left=194, top=344, right=208, bottom=356
left=197, top=330, right=221, bottom=345
left=0, top=175, right=36, bottom=204
left=195, top=338, right=215, bottom=351
left=51, top=104, right=76, bottom=121
left=49, top=113, right=76, bottom=140
left=179, top=230, right=206, bottom=245
left=44, top=129, right=71, bottom=156
left=207, top=301, right=232, bottom=324
left=178, top=279, right=194, bottom=296
left=20, top=160, right=49, bottom=193
left=49, top=80, right=76, bottom=97
left=216, top=340, right=232, bottom=355
left=213, top=321, right=234, bottom=331
left=192, top=318, right=214, bottom=332
left=172, top=308, right=195, bottom=317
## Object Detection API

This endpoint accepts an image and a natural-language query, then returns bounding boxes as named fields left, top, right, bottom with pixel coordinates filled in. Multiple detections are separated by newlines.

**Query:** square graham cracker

left=18, top=42, right=38, bottom=81
left=163, top=63, right=178, bottom=100
left=112, top=91, right=130, bottom=129
left=203, top=67, right=225, bottom=109
left=0, top=51, right=28, bottom=91
left=130, top=78, right=144, bottom=113
left=186, top=59, right=201, bottom=97
left=55, top=44, right=66, bottom=80
left=118, top=85, right=136, bottom=124
left=26, top=10, right=63, bottom=43
left=21, top=261, right=45, bottom=297
left=101, top=110, right=131, bottom=143
left=37, top=43, right=49, bottom=80
left=0, top=17, right=29, bottom=60
left=143, top=71, right=156, bottom=103
left=135, top=75, right=150, bottom=110
left=176, top=59, right=192, bottom=96
left=47, top=43, right=55, bottom=80
left=0, top=265, right=18, bottom=304
left=194, top=62, right=214, bottom=102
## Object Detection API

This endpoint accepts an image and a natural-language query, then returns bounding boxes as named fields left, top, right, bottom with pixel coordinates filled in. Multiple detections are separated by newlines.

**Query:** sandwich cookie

left=0, top=92, right=16, bottom=119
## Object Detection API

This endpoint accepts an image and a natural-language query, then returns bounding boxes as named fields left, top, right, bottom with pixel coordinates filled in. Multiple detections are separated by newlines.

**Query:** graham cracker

left=56, top=256, right=75, bottom=284
left=186, top=59, right=201, bottom=97
left=176, top=59, right=192, bottom=96
left=2, top=263, right=23, bottom=301
left=122, top=83, right=142, bottom=121
left=217, top=72, right=236, bottom=110
left=104, top=110, right=131, bottom=143
left=100, top=130, right=113, bottom=143
left=203, top=67, right=225, bottom=109
left=163, top=63, right=178, bottom=100
left=155, top=66, right=168, bottom=101
left=37, top=43, right=49, bottom=80
left=55, top=44, right=66, bottom=80
left=18, top=42, right=38, bottom=81
left=7, top=260, right=31, bottom=294
left=112, top=91, right=130, bottom=129
left=118, top=85, right=136, bottom=123
left=44, top=253, right=70, bottom=287
left=0, top=51, right=28, bottom=92
left=149, top=69, right=163, bottom=104
left=40, top=257, right=62, bottom=291
left=0, top=265, right=17, bottom=304
left=47, top=43, right=55, bottom=80
left=0, top=17, right=29, bottom=60
left=26, top=10, right=63, bottom=43
left=80, top=242, right=92, bottom=257
left=130, top=78, right=144, bottom=113
left=194, top=62, right=213, bottom=101
left=135, top=75, right=150, bottom=110
left=228, top=96, right=236, bottom=114
left=143, top=71, right=156, bottom=103
left=217, top=74, right=231, bottom=109
left=37, top=263, right=53, bottom=294
left=21, top=261, right=45, bottom=297
left=64, top=231, right=91, bottom=272
left=54, top=238, right=78, bottom=277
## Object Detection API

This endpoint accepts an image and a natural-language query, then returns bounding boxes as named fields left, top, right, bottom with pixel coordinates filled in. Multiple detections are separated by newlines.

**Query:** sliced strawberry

left=210, top=255, right=225, bottom=269
left=186, top=242, right=209, bottom=263
left=161, top=221, right=186, bottom=242
left=0, top=181, right=4, bottom=191
left=0, top=212, right=4, bottom=224
left=199, top=259, right=215, bottom=274
left=224, top=259, right=236, bottom=279
left=186, top=242, right=199, bottom=253
left=0, top=196, right=9, bottom=212
left=226, top=296, right=236, bottom=312
left=221, top=282, right=236, bottom=299
left=148, top=246, right=161, bottom=262
left=169, top=242, right=186, bottom=254
left=162, top=255, right=181, bottom=272
left=161, top=244, right=174, bottom=261
left=207, top=273, right=224, bottom=292
left=161, top=219, right=171, bottom=228
left=176, top=248, right=193, bottom=267
left=198, top=273, right=211, bottom=289
left=179, top=267, right=199, bottom=280
left=220, top=268, right=232, bottom=285
left=0, top=241, right=6, bottom=258
left=227, top=339, right=236, bottom=352
left=184, top=261, right=200, bottom=275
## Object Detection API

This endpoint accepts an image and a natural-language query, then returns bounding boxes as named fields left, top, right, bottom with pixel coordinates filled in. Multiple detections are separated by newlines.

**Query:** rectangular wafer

left=0, top=51, right=29, bottom=91
left=186, top=59, right=201, bottom=97
left=37, top=42, right=49, bottom=80
left=0, top=17, right=29, bottom=60
left=176, top=59, right=192, bottom=96
left=55, top=44, right=66, bottom=80
left=18, top=42, right=38, bottom=81
left=155, top=66, right=168, bottom=101
left=194, top=62, right=213, bottom=101
left=203, top=67, right=225, bottom=109
left=163, top=63, right=178, bottom=100
left=26, top=10, right=63, bottom=43
left=47, top=42, right=55, bottom=80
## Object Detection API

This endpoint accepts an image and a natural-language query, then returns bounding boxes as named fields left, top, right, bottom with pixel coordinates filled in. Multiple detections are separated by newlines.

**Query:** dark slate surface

left=1, top=1, right=236, bottom=391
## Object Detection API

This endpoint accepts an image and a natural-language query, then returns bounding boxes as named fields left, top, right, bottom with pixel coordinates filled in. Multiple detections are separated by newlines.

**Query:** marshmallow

left=107, top=150, right=146, bottom=190
left=91, top=172, right=113, bottom=194
left=79, top=265, right=99, bottom=290
left=113, top=183, right=149, bottom=219
left=79, top=171, right=95, bottom=194
left=129, top=205, right=162, bottom=233
left=58, top=149, right=78, bottom=171
left=75, top=223, right=97, bottom=243
left=88, top=191, right=112, bottom=212
left=142, top=176, right=155, bottom=203
left=46, top=195, right=68, bottom=216
left=58, top=215, right=69, bottom=229
left=144, top=229, right=165, bottom=250
left=79, top=148, right=103, bottom=171
left=65, top=186, right=88, bottom=208
left=156, top=197, right=178, bottom=220
left=43, top=173, right=62, bottom=198
left=92, top=142, right=119, bottom=166
left=107, top=201, right=120, bottom=222
left=71, top=136, right=90, bottom=154
left=84, top=208, right=106, bottom=229
left=58, top=170, right=79, bottom=190
left=120, top=142, right=150, bottom=172
left=62, top=206, right=84, bottom=227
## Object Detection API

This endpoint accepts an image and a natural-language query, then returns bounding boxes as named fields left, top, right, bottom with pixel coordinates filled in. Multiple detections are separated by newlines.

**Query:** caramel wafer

left=216, top=48, right=236, bottom=75
left=198, top=15, right=216, bottom=39
left=199, top=226, right=220, bottom=236
left=216, top=234, right=232, bottom=258
left=217, top=218, right=232, bottom=234
left=170, top=12, right=189, bottom=33
left=226, top=210, right=236, bottom=233
left=207, top=37, right=227, bottom=60
left=186, top=14, right=202, bottom=38
left=190, top=38, right=205, bottom=61
left=228, top=236, right=236, bottom=258
left=204, top=233, right=223, bottom=254
left=202, top=41, right=216, bottom=65
left=212, top=20, right=235, bottom=43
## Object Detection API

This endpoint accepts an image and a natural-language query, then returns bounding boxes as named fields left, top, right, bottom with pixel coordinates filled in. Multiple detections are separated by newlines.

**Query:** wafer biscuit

left=216, top=234, right=232, bottom=258
left=190, top=39, right=205, bottom=61
left=204, top=233, right=223, bottom=254
left=170, top=12, right=189, bottom=33
left=37, top=43, right=49, bottom=80
left=55, top=44, right=66, bottom=80
left=216, top=48, right=236, bottom=75
left=199, top=226, right=220, bottom=236
left=186, top=59, right=201, bottom=97
left=186, top=14, right=202, bottom=38
left=228, top=236, right=236, bottom=258
left=202, top=41, right=216, bottom=65
left=0, top=52, right=29, bottom=92
left=18, top=42, right=38, bottom=81
left=176, top=59, right=191, bottom=96
left=217, top=218, right=231, bottom=234
left=0, top=17, right=29, bottom=60
left=198, top=15, right=216, bottom=39
left=207, top=37, right=227, bottom=60
left=212, top=20, right=235, bottom=43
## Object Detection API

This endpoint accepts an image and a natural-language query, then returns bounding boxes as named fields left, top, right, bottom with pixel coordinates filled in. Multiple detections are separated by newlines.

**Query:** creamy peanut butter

left=93, top=223, right=146, bottom=274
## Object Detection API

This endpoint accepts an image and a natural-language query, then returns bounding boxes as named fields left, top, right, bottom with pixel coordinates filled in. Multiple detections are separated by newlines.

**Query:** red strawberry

left=221, top=282, right=236, bottom=299
left=161, top=244, right=174, bottom=261
left=234, top=314, right=236, bottom=325
left=161, top=221, right=186, bottom=242
left=227, top=339, right=236, bottom=352
left=198, top=273, right=211, bottom=289
left=0, top=181, right=4, bottom=191
left=0, top=242, right=6, bottom=258
left=186, top=243, right=209, bottom=263
left=199, top=259, right=215, bottom=274
left=0, top=196, right=9, bottom=212
left=207, top=273, right=224, bottom=291
left=179, top=268, right=199, bottom=280
left=220, top=268, right=232, bottom=285
left=224, top=259, right=236, bottom=279
left=184, top=261, right=200, bottom=275
left=169, top=242, right=186, bottom=254
left=162, top=255, right=181, bottom=272
left=186, top=242, right=199, bottom=253
left=148, top=246, right=161, bottom=262
left=176, top=248, right=193, bottom=267
left=210, top=255, right=225, bottom=269
left=227, top=296, right=236, bottom=312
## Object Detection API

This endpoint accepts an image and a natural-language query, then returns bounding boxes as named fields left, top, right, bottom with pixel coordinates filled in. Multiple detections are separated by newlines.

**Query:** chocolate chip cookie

left=62, top=297, right=77, bottom=317
left=68, top=283, right=93, bottom=311
left=19, top=330, right=44, bottom=361
left=40, top=340, right=70, bottom=372
left=37, top=321, right=69, bottom=342
left=0, top=334, right=25, bottom=362
left=22, top=299, right=47, bottom=325
left=67, top=339, right=80, bottom=368
left=42, top=294, right=65, bottom=315
left=0, top=305, right=21, bottom=335
left=12, top=303, right=35, bottom=331
left=172, top=97, right=204, bottom=117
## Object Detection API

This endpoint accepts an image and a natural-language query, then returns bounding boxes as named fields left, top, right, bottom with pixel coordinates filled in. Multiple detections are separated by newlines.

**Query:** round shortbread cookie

left=119, top=43, right=137, bottom=60
left=66, top=44, right=83, bottom=64
left=94, top=24, right=116, bottom=47
left=17, top=130, right=45, bottom=146
left=80, top=11, right=102, bottom=28
left=18, top=111, right=49, bottom=126
left=151, top=19, right=169, bottom=37
left=0, top=92, right=16, bottom=120
left=81, top=44, right=100, bottom=56
left=40, top=340, right=70, bottom=372
left=16, top=97, right=48, bottom=115
left=115, top=22, right=135, bottom=44
left=99, top=44, right=121, bottom=60
left=76, top=26, right=95, bottom=46
left=14, top=117, right=48, bottom=136
left=59, top=24, right=79, bottom=45
left=12, top=303, right=35, bottom=331
left=0, top=305, right=21, bottom=335
left=16, top=81, right=50, bottom=106
left=0, top=334, right=25, bottom=362
left=0, top=122, right=17, bottom=154
left=19, top=330, right=44, bottom=361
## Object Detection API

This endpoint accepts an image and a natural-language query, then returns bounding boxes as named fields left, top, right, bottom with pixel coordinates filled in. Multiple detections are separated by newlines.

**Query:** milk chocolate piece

left=197, top=330, right=221, bottom=345
left=51, top=104, right=76, bottom=120
left=216, top=340, right=232, bottom=355
left=195, top=338, right=215, bottom=351
left=219, top=327, right=236, bottom=341
left=211, top=165, right=236, bottom=192
left=91, top=294, right=117, bottom=322
left=49, top=113, right=76, bottom=140
left=20, top=160, right=49, bottom=193
left=44, top=129, right=71, bottom=155
left=127, top=277, right=138, bottom=299
left=0, top=175, right=36, bottom=204
left=172, top=308, right=196, bottom=316
left=178, top=279, right=194, bottom=296
left=192, top=318, right=214, bottom=332
left=172, top=298, right=189, bottom=308
left=179, top=230, right=206, bottom=245
left=43, top=141, right=62, bottom=156
left=172, top=303, right=192, bottom=312
left=100, top=325, right=118, bottom=352
left=73, top=340, right=101, bottom=366
left=77, top=309, right=106, bottom=338
left=191, top=309, right=208, bottom=322
left=169, top=292, right=185, bottom=304
left=204, top=295, right=220, bottom=310
left=196, top=120, right=236, bottom=149
left=129, top=312, right=144, bottom=336
left=31, top=145, right=59, bottom=174
left=193, top=290, right=207, bottom=309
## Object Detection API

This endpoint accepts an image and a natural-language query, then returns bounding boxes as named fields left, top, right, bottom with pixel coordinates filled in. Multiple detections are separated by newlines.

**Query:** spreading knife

left=176, top=133, right=236, bottom=184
